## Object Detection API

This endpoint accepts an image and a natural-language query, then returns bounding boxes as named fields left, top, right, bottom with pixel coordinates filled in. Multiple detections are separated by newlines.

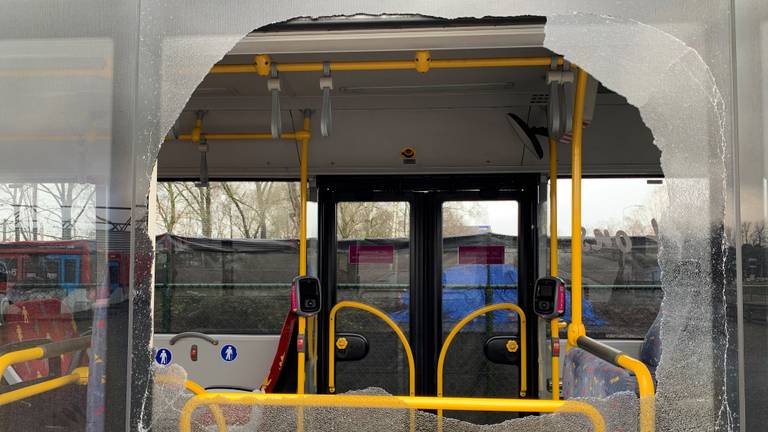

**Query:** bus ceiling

left=158, top=30, right=660, bottom=179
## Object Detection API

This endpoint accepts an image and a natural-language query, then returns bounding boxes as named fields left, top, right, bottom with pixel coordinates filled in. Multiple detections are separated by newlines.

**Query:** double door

left=317, top=175, right=539, bottom=422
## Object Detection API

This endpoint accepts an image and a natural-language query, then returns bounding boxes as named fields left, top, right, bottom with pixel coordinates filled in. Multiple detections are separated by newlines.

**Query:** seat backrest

left=638, top=313, right=662, bottom=377
left=563, top=312, right=662, bottom=399
left=562, top=347, right=637, bottom=399
left=2, top=298, right=78, bottom=381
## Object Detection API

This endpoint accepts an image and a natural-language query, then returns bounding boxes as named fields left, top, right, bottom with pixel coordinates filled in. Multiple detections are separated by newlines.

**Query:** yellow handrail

left=564, top=67, right=655, bottom=432
left=567, top=67, right=589, bottom=347
left=210, top=52, right=564, bottom=75
left=549, top=135, right=562, bottom=401
left=0, top=366, right=88, bottom=407
left=0, top=347, right=44, bottom=378
left=152, top=375, right=227, bottom=432
left=175, top=131, right=310, bottom=142
left=436, top=303, right=526, bottom=424
left=296, top=114, right=311, bottom=396
left=328, top=301, right=415, bottom=396
left=437, top=303, right=527, bottom=397
left=178, top=392, right=606, bottom=432
left=617, top=355, right=656, bottom=432
left=186, top=381, right=228, bottom=432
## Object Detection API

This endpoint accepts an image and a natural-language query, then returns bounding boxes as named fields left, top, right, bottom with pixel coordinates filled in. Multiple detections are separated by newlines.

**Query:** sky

left=458, top=178, right=665, bottom=237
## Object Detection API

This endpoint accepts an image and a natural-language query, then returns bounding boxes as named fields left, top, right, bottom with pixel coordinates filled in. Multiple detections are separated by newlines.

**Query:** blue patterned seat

left=563, top=313, right=661, bottom=398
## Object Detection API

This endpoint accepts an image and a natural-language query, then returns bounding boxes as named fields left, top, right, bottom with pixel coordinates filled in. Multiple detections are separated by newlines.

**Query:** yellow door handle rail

left=178, top=393, right=606, bottom=432
left=328, top=300, right=415, bottom=396
left=437, top=303, right=527, bottom=398
left=436, top=303, right=526, bottom=430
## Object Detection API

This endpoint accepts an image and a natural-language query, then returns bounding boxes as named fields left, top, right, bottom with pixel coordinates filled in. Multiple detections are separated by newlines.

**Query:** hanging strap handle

left=268, top=63, right=282, bottom=139
left=320, top=62, right=333, bottom=137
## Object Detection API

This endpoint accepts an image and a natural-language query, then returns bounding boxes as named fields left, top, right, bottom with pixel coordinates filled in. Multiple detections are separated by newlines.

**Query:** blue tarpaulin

left=392, top=264, right=604, bottom=327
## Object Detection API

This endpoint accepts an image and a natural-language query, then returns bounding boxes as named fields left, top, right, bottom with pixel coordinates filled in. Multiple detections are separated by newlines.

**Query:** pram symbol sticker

left=155, top=348, right=172, bottom=366
left=221, top=344, right=238, bottom=362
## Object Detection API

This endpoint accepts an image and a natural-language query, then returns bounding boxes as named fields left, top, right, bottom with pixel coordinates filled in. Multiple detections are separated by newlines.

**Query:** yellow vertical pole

left=549, top=137, right=560, bottom=401
left=549, top=137, right=558, bottom=278
left=296, top=115, right=310, bottom=432
left=567, top=68, right=589, bottom=347
left=297, top=114, right=310, bottom=395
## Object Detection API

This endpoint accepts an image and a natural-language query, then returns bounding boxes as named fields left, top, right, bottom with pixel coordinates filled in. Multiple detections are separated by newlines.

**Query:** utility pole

left=31, top=184, right=38, bottom=241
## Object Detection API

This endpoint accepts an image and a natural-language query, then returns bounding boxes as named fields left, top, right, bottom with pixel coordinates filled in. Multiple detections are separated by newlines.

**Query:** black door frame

left=317, top=174, right=540, bottom=398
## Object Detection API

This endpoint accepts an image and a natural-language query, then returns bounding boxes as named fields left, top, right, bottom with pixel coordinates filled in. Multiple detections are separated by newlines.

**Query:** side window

left=63, top=259, right=78, bottom=284
left=552, top=178, right=665, bottom=339
left=0, top=258, right=17, bottom=281
left=154, top=181, right=300, bottom=334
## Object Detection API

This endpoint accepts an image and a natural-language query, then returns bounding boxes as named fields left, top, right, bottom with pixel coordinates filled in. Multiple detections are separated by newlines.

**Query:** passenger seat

left=562, top=313, right=661, bottom=398
left=1, top=298, right=80, bottom=382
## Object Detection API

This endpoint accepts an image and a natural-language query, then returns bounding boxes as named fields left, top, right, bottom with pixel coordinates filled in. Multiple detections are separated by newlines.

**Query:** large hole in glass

left=136, top=11, right=734, bottom=432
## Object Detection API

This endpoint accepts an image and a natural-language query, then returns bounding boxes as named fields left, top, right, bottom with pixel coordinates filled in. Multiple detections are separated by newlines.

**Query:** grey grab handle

left=40, top=335, right=91, bottom=359
left=169, top=332, right=219, bottom=346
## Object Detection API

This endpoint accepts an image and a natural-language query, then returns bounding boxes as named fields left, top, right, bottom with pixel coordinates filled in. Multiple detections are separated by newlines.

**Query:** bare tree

left=37, top=183, right=95, bottom=240
left=156, top=183, right=185, bottom=234
left=442, top=202, right=484, bottom=237
left=752, top=222, right=767, bottom=247
left=741, top=221, right=753, bottom=246
left=176, top=183, right=214, bottom=237
left=221, top=182, right=254, bottom=238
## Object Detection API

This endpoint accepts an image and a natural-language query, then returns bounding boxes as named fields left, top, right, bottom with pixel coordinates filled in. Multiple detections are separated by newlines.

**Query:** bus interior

left=0, top=15, right=730, bottom=432
left=150, top=17, right=661, bottom=431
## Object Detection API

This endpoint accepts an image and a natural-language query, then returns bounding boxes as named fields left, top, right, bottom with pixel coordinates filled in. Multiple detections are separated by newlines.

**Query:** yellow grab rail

left=562, top=67, right=655, bottom=431
left=437, top=303, right=527, bottom=402
left=178, top=392, right=606, bottom=432
left=328, top=301, right=415, bottom=396
left=0, top=347, right=44, bottom=378
left=548, top=135, right=561, bottom=401
left=617, top=354, right=656, bottom=432
left=0, top=366, right=88, bottom=407
left=0, top=335, right=91, bottom=379
left=567, top=67, right=589, bottom=347
left=175, top=131, right=310, bottom=142
left=297, top=114, right=311, bottom=396
left=210, top=52, right=564, bottom=75
left=152, top=375, right=227, bottom=432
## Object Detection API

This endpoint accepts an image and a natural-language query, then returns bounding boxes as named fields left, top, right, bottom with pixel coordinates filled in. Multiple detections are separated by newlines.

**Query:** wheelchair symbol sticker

left=221, top=344, right=238, bottom=362
left=155, top=348, right=172, bottom=366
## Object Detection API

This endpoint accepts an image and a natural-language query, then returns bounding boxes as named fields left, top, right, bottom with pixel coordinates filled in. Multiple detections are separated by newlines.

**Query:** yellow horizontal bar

left=179, top=393, right=605, bottom=432
left=0, top=347, right=44, bottom=378
left=430, top=57, right=557, bottom=68
left=185, top=379, right=207, bottom=395
left=617, top=354, right=656, bottom=432
left=175, top=131, right=310, bottom=142
left=0, top=367, right=88, bottom=407
left=211, top=56, right=563, bottom=74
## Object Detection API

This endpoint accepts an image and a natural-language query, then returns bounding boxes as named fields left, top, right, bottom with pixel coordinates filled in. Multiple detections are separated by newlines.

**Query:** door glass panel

left=441, top=200, right=519, bottom=424
left=335, top=201, right=410, bottom=395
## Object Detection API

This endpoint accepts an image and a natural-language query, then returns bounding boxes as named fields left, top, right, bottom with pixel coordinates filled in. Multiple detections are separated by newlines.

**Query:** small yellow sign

left=506, top=339, right=519, bottom=353
left=400, top=147, right=416, bottom=159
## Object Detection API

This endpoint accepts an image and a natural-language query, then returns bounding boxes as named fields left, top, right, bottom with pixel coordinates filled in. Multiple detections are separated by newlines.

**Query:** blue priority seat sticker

left=221, top=344, right=238, bottom=362
left=155, top=348, right=172, bottom=366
